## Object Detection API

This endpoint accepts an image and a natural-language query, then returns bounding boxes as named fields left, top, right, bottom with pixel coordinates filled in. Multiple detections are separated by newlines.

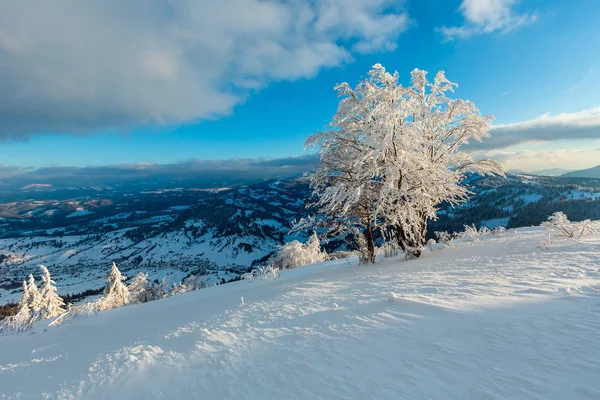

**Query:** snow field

left=0, top=226, right=599, bottom=399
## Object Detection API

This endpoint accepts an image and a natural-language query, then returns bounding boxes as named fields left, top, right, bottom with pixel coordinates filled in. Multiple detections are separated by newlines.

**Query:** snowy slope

left=1, top=226, right=600, bottom=399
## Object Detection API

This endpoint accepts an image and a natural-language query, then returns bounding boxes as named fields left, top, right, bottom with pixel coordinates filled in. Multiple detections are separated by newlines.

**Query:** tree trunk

left=364, top=223, right=376, bottom=264
left=395, top=213, right=428, bottom=259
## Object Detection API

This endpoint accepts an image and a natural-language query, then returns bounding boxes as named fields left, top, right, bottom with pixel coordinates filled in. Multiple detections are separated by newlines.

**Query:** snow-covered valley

left=2, top=174, right=600, bottom=305
left=1, top=225, right=599, bottom=399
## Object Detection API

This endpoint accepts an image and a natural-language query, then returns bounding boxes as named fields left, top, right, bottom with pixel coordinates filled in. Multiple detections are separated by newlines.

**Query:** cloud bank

left=0, top=0, right=409, bottom=139
left=0, top=155, right=320, bottom=196
left=471, top=107, right=600, bottom=150
left=483, top=148, right=600, bottom=172
left=438, top=0, right=537, bottom=41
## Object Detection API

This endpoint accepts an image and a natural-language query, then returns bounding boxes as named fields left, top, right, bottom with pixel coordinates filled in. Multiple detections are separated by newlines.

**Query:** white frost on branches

left=271, top=232, right=325, bottom=269
left=39, top=265, right=66, bottom=319
left=98, top=263, right=130, bottom=311
left=305, top=63, right=503, bottom=260
left=541, top=212, right=596, bottom=240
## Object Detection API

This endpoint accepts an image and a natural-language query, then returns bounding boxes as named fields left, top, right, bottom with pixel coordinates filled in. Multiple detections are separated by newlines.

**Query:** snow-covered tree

left=306, top=64, right=503, bottom=258
left=3, top=280, right=38, bottom=333
left=98, top=263, right=130, bottom=311
left=127, top=272, right=151, bottom=304
left=38, top=265, right=66, bottom=319
left=25, top=274, right=43, bottom=316
left=271, top=232, right=325, bottom=269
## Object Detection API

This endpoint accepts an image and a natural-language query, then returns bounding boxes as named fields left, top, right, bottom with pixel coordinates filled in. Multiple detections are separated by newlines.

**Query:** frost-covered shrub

left=491, top=226, right=507, bottom=236
left=541, top=212, right=596, bottom=240
left=537, top=233, right=552, bottom=251
left=271, top=232, right=325, bottom=269
left=377, top=240, right=401, bottom=259
left=243, top=265, right=280, bottom=282
left=456, top=224, right=482, bottom=241
left=128, top=272, right=152, bottom=304
left=170, top=282, right=190, bottom=296
left=326, top=251, right=358, bottom=260
left=435, top=231, right=455, bottom=247
left=49, top=301, right=100, bottom=327
left=1, top=304, right=35, bottom=335
left=182, top=274, right=208, bottom=291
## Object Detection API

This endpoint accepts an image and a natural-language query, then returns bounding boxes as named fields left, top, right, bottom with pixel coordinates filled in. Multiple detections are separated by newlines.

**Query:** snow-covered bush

left=271, top=232, right=325, bottom=269
left=377, top=240, right=401, bottom=259
left=1, top=280, right=37, bottom=335
left=456, top=224, right=482, bottom=241
left=537, top=233, right=552, bottom=251
left=182, top=274, right=208, bottom=291
left=242, top=265, right=280, bottom=282
left=97, top=263, right=130, bottom=311
left=170, top=282, right=190, bottom=296
left=128, top=272, right=153, bottom=304
left=326, top=250, right=359, bottom=261
left=541, top=212, right=596, bottom=240
left=49, top=301, right=100, bottom=328
left=435, top=231, right=455, bottom=247
left=491, top=226, right=507, bottom=236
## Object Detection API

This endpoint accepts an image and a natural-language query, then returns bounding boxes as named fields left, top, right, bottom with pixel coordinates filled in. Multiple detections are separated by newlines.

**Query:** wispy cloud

left=470, top=107, right=600, bottom=150
left=437, top=0, right=537, bottom=41
left=0, top=0, right=410, bottom=139
left=482, top=148, right=600, bottom=171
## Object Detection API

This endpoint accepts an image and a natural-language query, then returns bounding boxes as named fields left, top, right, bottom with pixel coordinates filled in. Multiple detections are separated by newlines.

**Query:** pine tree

left=38, top=265, right=66, bottom=319
left=26, top=274, right=43, bottom=316
left=9, top=280, right=36, bottom=331
left=98, top=262, right=130, bottom=310
left=18, top=279, right=31, bottom=312
left=305, top=231, right=325, bottom=264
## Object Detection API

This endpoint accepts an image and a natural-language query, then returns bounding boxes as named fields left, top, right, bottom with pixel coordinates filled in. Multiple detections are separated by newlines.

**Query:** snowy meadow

left=0, top=223, right=599, bottom=399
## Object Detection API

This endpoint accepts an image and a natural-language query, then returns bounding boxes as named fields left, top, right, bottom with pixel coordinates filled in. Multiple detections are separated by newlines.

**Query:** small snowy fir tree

left=3, top=280, right=37, bottom=333
left=128, top=272, right=151, bottom=304
left=25, top=274, right=43, bottom=317
left=98, top=263, right=130, bottom=311
left=38, top=265, right=66, bottom=319
left=304, top=231, right=325, bottom=264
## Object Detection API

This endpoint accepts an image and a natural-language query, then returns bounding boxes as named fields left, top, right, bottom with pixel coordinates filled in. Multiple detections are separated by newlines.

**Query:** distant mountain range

left=506, top=165, right=600, bottom=179
left=507, top=168, right=574, bottom=177
left=562, top=164, right=600, bottom=179
left=2, top=173, right=600, bottom=305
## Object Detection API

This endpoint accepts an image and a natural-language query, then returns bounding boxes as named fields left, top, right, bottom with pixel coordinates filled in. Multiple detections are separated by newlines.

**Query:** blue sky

left=0, top=0, right=599, bottom=171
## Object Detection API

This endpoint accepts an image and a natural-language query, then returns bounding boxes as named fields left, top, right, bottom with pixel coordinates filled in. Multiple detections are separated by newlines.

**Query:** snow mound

left=1, top=225, right=600, bottom=399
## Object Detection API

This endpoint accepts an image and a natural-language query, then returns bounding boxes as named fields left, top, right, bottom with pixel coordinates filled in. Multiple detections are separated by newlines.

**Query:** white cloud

left=0, top=0, right=409, bottom=139
left=482, top=148, right=600, bottom=171
left=470, top=107, right=600, bottom=150
left=437, top=0, right=536, bottom=41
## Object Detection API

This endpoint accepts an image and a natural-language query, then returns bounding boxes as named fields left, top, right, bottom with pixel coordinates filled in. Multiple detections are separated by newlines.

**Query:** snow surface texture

left=1, top=226, right=599, bottom=399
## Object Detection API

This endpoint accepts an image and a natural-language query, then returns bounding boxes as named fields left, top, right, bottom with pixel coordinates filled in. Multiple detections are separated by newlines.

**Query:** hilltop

left=0, top=225, right=599, bottom=399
